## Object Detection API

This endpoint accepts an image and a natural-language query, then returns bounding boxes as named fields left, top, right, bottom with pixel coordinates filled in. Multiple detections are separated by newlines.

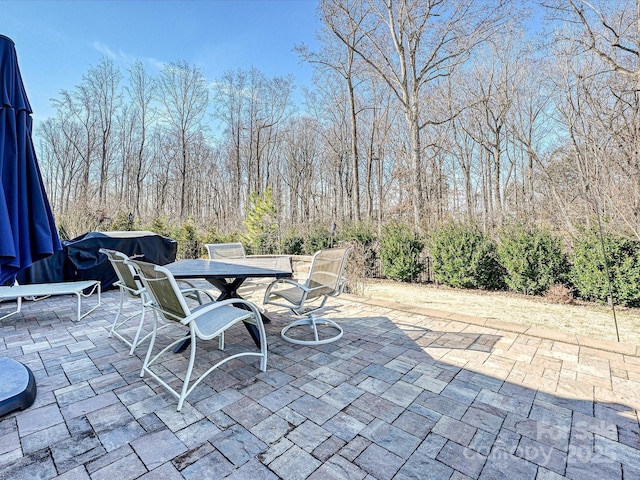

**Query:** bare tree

left=299, top=0, right=370, bottom=221
left=304, top=75, right=354, bottom=223
left=113, top=104, right=136, bottom=208
left=84, top=56, right=122, bottom=206
left=37, top=118, right=84, bottom=214
left=213, top=68, right=294, bottom=215
left=359, top=75, right=397, bottom=227
left=244, top=70, right=294, bottom=194
left=545, top=0, right=640, bottom=235
left=321, top=0, right=513, bottom=228
left=125, top=61, right=158, bottom=217
left=280, top=116, right=321, bottom=224
left=214, top=69, right=247, bottom=215
left=508, top=53, right=557, bottom=220
left=51, top=84, right=98, bottom=211
left=455, top=37, right=524, bottom=227
left=158, top=61, right=209, bottom=219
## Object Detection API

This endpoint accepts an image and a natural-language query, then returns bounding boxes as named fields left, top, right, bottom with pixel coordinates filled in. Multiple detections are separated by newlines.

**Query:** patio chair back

left=100, top=248, right=144, bottom=298
left=206, top=242, right=246, bottom=260
left=128, top=260, right=190, bottom=322
left=305, top=247, right=352, bottom=300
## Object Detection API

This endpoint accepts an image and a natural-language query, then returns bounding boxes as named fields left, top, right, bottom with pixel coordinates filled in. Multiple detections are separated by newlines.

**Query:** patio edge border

left=343, top=293, right=640, bottom=357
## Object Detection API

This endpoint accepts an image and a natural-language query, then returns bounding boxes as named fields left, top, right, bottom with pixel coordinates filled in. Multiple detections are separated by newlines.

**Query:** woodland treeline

left=37, top=0, right=640, bottom=243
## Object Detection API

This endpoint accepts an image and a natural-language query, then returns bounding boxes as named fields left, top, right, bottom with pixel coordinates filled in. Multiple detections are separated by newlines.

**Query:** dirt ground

left=360, top=279, right=640, bottom=346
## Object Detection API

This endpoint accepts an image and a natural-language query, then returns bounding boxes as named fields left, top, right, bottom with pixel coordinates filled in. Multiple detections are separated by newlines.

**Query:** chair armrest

left=263, top=278, right=308, bottom=302
left=182, top=298, right=262, bottom=325
left=266, top=278, right=310, bottom=291
left=180, top=287, right=216, bottom=304
left=329, top=277, right=348, bottom=297
left=177, top=279, right=197, bottom=289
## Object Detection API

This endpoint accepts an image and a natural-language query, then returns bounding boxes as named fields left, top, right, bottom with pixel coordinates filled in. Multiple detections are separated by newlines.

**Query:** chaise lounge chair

left=0, top=280, right=101, bottom=322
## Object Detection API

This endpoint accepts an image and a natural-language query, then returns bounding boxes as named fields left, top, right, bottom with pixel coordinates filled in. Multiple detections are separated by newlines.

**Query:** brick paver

left=0, top=287, right=639, bottom=478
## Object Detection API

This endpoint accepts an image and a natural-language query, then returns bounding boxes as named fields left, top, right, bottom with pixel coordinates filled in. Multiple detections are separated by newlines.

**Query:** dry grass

left=361, top=279, right=640, bottom=346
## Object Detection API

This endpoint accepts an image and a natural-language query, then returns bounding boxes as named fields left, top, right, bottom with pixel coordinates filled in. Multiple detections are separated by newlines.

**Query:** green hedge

left=303, top=225, right=333, bottom=254
left=339, top=222, right=377, bottom=276
left=430, top=221, right=505, bottom=290
left=380, top=222, right=424, bottom=281
left=496, top=223, right=568, bottom=295
left=281, top=231, right=305, bottom=255
left=138, top=216, right=640, bottom=306
left=570, top=229, right=640, bottom=307
left=172, top=217, right=201, bottom=259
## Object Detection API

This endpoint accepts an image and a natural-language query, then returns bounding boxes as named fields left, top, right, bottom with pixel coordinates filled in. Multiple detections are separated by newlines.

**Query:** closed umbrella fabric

left=0, top=34, right=61, bottom=286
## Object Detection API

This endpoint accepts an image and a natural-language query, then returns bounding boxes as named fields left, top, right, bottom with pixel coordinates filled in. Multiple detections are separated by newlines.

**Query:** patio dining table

left=165, top=256, right=293, bottom=348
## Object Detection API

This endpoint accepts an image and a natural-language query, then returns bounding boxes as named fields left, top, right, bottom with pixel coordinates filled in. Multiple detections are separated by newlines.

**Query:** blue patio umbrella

left=0, top=34, right=61, bottom=286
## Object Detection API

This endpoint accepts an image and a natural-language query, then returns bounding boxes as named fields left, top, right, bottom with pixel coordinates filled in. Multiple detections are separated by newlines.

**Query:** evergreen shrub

left=281, top=231, right=305, bottom=255
left=570, top=229, right=640, bottom=307
left=148, top=216, right=172, bottom=238
left=380, top=222, right=424, bottom=282
left=242, top=187, right=278, bottom=254
left=110, top=211, right=135, bottom=231
left=430, top=221, right=505, bottom=290
left=304, top=225, right=333, bottom=254
left=496, top=223, right=568, bottom=295
left=339, top=222, right=377, bottom=277
left=173, top=217, right=201, bottom=259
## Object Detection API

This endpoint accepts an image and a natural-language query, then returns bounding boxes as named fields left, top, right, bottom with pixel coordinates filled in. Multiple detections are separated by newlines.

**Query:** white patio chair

left=100, top=248, right=149, bottom=355
left=263, top=246, right=353, bottom=345
left=128, top=259, right=267, bottom=411
left=100, top=249, right=211, bottom=355
left=205, top=242, right=266, bottom=297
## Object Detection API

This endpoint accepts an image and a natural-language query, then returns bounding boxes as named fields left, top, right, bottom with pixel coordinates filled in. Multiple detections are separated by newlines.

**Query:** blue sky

left=3, top=0, right=321, bottom=121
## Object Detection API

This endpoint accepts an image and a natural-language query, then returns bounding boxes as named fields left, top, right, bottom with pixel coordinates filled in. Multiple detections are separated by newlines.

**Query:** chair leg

left=110, top=287, right=126, bottom=338
left=255, top=318, right=268, bottom=371
left=260, top=333, right=268, bottom=371
left=140, top=311, right=158, bottom=378
left=310, top=315, right=320, bottom=343
left=0, top=296, right=22, bottom=321
left=128, top=303, right=146, bottom=356
left=178, top=330, right=197, bottom=411
left=110, top=287, right=149, bottom=354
